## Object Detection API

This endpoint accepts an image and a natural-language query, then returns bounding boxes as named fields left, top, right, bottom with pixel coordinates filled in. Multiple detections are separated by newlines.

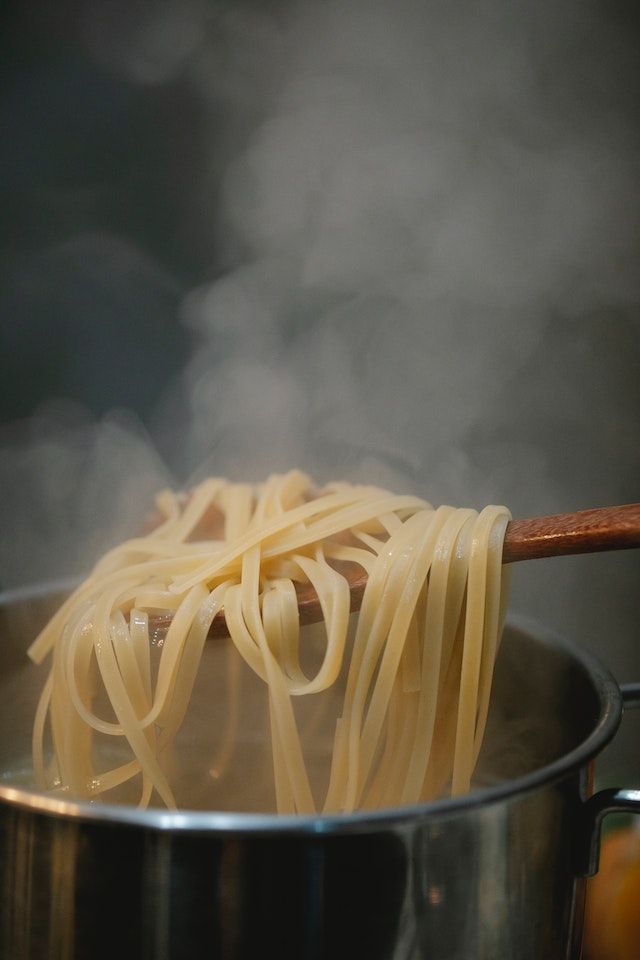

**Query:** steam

left=171, top=0, right=639, bottom=511
left=0, top=402, right=171, bottom=589
left=1, top=0, right=638, bottom=684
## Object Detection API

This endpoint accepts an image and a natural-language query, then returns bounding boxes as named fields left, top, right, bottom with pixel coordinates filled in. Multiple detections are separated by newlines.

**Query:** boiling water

left=0, top=598, right=587, bottom=813
left=0, top=621, right=347, bottom=812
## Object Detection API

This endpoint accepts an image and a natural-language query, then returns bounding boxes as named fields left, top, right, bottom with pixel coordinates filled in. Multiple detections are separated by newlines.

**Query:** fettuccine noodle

left=28, top=471, right=510, bottom=813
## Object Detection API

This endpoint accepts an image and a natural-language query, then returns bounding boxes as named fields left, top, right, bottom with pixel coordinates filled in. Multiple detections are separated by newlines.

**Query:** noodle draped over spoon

left=28, top=471, right=511, bottom=814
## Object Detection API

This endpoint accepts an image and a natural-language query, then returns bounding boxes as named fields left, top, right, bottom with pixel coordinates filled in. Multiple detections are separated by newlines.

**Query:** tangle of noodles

left=28, top=471, right=511, bottom=813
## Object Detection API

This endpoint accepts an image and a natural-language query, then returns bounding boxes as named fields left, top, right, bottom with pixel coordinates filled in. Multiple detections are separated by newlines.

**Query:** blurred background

left=1, top=1, right=638, bottom=779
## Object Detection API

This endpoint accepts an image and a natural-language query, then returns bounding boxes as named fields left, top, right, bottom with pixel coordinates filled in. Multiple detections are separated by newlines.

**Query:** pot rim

left=0, top=609, right=622, bottom=835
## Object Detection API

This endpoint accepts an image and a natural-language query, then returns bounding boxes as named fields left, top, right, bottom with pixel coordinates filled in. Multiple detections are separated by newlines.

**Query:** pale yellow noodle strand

left=222, top=483, right=254, bottom=540
left=338, top=511, right=439, bottom=809
left=238, top=569, right=315, bottom=813
left=157, top=584, right=230, bottom=750
left=89, top=761, right=141, bottom=796
left=422, top=625, right=466, bottom=799
left=239, top=544, right=315, bottom=813
left=451, top=507, right=510, bottom=795
left=165, top=478, right=224, bottom=542
left=269, top=696, right=295, bottom=813
left=142, top=585, right=209, bottom=729
left=263, top=496, right=428, bottom=562
left=343, top=511, right=433, bottom=712
left=29, top=555, right=210, bottom=664
left=400, top=508, right=475, bottom=804
left=111, top=611, right=158, bottom=803
left=130, top=609, right=152, bottom=704
left=209, top=638, right=242, bottom=782
left=91, top=588, right=177, bottom=807
left=288, top=553, right=350, bottom=695
left=170, top=489, right=383, bottom=593
left=269, top=579, right=306, bottom=686
left=472, top=513, right=511, bottom=764
left=354, top=507, right=454, bottom=808
left=32, top=669, right=54, bottom=789
left=323, top=718, right=348, bottom=813
left=224, top=585, right=267, bottom=681
left=401, top=613, right=422, bottom=695
left=361, top=675, right=403, bottom=810
left=376, top=688, right=421, bottom=809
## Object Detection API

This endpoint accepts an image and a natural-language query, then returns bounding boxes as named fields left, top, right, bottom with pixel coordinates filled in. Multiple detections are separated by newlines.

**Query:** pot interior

left=0, top=586, right=605, bottom=813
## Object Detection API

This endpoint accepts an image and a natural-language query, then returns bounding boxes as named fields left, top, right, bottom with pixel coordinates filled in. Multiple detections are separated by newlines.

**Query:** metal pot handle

left=576, top=682, right=640, bottom=877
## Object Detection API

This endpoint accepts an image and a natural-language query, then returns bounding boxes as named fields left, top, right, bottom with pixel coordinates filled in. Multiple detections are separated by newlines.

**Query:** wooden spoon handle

left=502, top=503, right=640, bottom=563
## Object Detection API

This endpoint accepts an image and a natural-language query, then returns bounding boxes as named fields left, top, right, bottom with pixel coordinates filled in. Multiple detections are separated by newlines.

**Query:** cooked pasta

left=28, top=471, right=511, bottom=813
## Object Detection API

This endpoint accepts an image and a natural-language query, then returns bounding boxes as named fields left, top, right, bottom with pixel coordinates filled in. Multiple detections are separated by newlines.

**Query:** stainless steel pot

left=0, top=587, right=638, bottom=960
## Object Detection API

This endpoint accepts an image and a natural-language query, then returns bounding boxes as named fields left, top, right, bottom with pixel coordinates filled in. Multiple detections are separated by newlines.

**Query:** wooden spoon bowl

left=149, top=502, right=640, bottom=641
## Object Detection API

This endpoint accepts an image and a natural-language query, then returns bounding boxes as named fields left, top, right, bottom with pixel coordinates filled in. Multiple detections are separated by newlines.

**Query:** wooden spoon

left=150, top=502, right=640, bottom=641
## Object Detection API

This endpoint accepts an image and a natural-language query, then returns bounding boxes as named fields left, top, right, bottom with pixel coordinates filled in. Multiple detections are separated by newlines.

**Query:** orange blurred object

left=583, top=825, right=640, bottom=960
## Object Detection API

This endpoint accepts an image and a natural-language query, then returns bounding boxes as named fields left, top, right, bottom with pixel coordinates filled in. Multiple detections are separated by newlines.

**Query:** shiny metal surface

left=0, top=591, right=638, bottom=960
left=0, top=778, right=586, bottom=959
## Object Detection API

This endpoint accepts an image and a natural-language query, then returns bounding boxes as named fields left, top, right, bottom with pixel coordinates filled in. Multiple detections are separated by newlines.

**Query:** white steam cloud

left=0, top=402, right=171, bottom=588
left=172, top=0, right=638, bottom=508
